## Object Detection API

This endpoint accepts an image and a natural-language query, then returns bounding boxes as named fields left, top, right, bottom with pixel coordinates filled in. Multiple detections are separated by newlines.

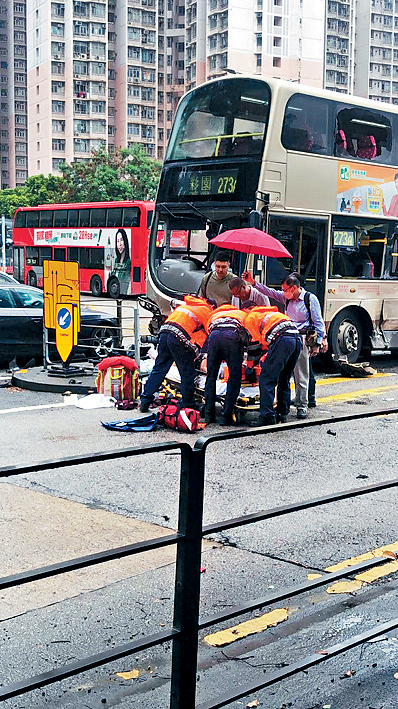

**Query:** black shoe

left=219, top=412, right=236, bottom=426
left=297, top=408, right=308, bottom=420
left=140, top=402, right=150, bottom=413
left=276, top=414, right=287, bottom=424
left=308, top=400, right=316, bottom=408
left=204, top=410, right=216, bottom=424
left=249, top=415, right=276, bottom=427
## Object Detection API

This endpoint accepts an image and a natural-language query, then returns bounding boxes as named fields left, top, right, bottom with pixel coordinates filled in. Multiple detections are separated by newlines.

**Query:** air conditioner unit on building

left=81, top=53, right=87, bottom=58
left=341, top=48, right=347, bottom=53
left=54, top=54, right=60, bottom=59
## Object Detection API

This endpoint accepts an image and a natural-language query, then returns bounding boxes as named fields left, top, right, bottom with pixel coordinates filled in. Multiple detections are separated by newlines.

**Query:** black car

left=0, top=284, right=120, bottom=363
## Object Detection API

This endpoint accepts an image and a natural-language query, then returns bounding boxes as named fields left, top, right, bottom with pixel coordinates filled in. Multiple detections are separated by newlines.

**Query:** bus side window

left=68, top=247, right=79, bottom=261
left=54, top=210, right=68, bottom=228
left=78, top=209, right=90, bottom=227
left=107, top=208, right=122, bottom=227
left=147, top=210, right=153, bottom=229
left=68, top=210, right=79, bottom=228
left=39, top=211, right=53, bottom=228
left=26, top=212, right=39, bottom=228
left=14, top=211, right=26, bottom=228
left=90, top=208, right=106, bottom=227
left=391, top=238, right=398, bottom=276
left=26, top=246, right=39, bottom=265
left=123, top=207, right=140, bottom=227
left=39, top=247, right=52, bottom=265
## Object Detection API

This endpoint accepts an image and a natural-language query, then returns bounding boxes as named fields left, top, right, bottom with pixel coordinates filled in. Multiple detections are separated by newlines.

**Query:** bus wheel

left=329, top=308, right=363, bottom=364
left=27, top=271, right=37, bottom=287
left=107, top=277, right=120, bottom=299
left=90, top=275, right=102, bottom=297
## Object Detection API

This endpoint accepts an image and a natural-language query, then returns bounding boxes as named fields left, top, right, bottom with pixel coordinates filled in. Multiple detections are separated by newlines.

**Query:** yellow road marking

left=203, top=608, right=288, bottom=647
left=316, top=384, right=398, bottom=404
left=325, top=541, right=398, bottom=594
left=315, top=373, right=393, bottom=386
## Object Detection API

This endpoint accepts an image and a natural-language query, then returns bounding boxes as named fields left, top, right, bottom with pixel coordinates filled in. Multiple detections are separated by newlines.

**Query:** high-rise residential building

left=0, top=0, right=28, bottom=189
left=324, top=0, right=354, bottom=94
left=355, top=0, right=398, bottom=104
left=186, top=0, right=325, bottom=91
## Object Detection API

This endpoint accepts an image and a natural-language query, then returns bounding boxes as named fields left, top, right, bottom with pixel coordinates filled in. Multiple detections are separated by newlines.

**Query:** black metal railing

left=1, top=407, right=398, bottom=708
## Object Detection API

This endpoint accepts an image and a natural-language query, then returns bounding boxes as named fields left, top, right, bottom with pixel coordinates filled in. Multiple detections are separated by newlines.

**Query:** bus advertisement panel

left=13, top=201, right=154, bottom=298
left=337, top=161, right=398, bottom=217
left=146, top=75, right=398, bottom=362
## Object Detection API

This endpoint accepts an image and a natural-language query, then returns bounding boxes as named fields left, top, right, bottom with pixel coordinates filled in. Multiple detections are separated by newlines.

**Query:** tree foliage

left=0, top=147, right=162, bottom=219
left=58, top=147, right=161, bottom=203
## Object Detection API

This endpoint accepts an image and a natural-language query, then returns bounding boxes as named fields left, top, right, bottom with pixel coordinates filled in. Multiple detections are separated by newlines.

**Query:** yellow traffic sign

left=55, top=303, right=78, bottom=362
left=43, top=260, right=80, bottom=331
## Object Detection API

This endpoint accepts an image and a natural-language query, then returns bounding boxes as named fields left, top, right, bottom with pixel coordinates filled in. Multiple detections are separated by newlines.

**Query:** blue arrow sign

left=57, top=307, right=72, bottom=330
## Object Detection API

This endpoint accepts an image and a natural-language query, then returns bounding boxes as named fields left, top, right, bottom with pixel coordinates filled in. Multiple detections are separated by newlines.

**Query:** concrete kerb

left=12, top=365, right=97, bottom=394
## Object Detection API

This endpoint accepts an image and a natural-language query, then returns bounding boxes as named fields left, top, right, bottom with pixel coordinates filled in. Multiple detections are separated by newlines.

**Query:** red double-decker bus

left=12, top=200, right=154, bottom=297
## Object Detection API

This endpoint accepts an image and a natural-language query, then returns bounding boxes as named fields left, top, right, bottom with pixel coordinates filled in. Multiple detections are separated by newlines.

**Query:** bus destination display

left=333, top=230, right=356, bottom=249
left=177, top=168, right=239, bottom=196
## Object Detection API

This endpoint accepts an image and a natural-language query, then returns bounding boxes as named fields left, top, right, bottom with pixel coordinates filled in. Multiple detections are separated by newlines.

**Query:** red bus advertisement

left=12, top=200, right=154, bottom=297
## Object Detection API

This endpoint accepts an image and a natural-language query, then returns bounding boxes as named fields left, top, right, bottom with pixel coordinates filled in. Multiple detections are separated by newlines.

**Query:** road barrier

left=1, top=408, right=398, bottom=707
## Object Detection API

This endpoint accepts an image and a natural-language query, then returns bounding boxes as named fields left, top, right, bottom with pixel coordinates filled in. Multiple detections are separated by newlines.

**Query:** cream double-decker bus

left=147, top=75, right=398, bottom=362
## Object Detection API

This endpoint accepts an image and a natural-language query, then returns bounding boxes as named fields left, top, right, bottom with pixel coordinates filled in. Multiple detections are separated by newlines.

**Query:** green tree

left=0, top=174, right=63, bottom=219
left=58, top=147, right=161, bottom=202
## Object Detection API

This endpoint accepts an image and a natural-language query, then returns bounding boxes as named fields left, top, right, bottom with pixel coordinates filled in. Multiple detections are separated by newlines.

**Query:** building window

left=52, top=138, right=65, bottom=150
left=273, top=57, right=281, bottom=67
left=273, top=36, right=281, bottom=46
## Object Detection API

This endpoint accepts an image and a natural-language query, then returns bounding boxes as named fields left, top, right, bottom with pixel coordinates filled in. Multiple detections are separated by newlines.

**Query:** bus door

left=54, top=247, right=66, bottom=261
left=265, top=214, right=328, bottom=308
left=13, top=246, right=24, bottom=282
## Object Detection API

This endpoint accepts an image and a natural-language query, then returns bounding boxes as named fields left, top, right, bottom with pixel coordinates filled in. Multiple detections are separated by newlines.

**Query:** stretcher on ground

left=159, top=364, right=261, bottom=422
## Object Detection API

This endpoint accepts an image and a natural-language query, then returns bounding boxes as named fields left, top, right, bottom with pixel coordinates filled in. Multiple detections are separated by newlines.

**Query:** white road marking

left=0, top=396, right=79, bottom=415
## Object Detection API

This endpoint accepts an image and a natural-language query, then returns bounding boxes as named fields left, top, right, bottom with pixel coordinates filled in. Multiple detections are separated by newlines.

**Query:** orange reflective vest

left=206, top=304, right=248, bottom=333
left=245, top=306, right=297, bottom=349
left=162, top=295, right=213, bottom=350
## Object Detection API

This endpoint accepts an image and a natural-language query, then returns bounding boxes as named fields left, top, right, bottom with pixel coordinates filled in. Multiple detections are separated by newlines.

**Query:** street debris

left=246, top=700, right=260, bottom=707
left=116, top=669, right=140, bottom=680
left=327, top=429, right=337, bottom=436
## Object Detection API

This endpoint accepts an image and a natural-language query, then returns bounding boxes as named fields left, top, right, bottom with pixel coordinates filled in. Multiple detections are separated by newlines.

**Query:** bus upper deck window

left=26, top=211, right=39, bottom=228
left=107, top=208, right=122, bottom=227
left=54, top=210, right=68, bottom=228
left=14, top=211, right=26, bottom=228
left=282, top=94, right=329, bottom=155
left=334, top=106, right=392, bottom=162
left=147, top=210, right=153, bottom=229
left=68, top=210, right=78, bottom=227
left=90, top=208, right=106, bottom=227
left=123, top=207, right=139, bottom=227
left=78, top=209, right=90, bottom=227
left=39, top=211, right=53, bottom=228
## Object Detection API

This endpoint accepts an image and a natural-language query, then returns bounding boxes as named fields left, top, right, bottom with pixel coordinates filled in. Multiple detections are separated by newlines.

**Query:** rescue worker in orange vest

left=140, top=295, right=215, bottom=412
left=203, top=304, right=249, bottom=425
left=245, top=306, right=302, bottom=426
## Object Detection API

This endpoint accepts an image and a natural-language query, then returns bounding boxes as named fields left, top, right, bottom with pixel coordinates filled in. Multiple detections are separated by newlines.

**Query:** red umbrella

left=209, top=228, right=292, bottom=259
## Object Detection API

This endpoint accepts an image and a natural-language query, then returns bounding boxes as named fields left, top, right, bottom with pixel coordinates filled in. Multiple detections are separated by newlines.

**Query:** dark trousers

left=259, top=333, right=302, bottom=418
left=308, top=357, right=316, bottom=404
left=205, top=328, right=244, bottom=415
left=141, top=331, right=196, bottom=408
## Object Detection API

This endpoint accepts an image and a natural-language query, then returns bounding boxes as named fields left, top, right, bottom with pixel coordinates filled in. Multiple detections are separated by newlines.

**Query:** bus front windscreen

left=165, top=77, right=270, bottom=163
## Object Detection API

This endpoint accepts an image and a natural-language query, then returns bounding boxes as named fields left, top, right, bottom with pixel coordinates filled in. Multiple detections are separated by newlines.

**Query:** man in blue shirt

left=242, top=271, right=325, bottom=419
